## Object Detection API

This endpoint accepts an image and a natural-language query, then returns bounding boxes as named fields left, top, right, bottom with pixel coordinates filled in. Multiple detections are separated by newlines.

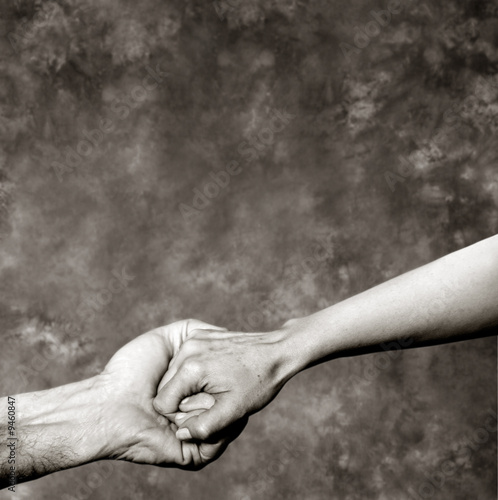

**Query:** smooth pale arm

left=278, top=234, right=498, bottom=378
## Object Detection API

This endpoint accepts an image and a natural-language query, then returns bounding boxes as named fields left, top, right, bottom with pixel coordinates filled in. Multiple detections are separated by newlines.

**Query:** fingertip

left=153, top=395, right=171, bottom=416
left=175, top=412, right=189, bottom=425
left=152, top=397, right=164, bottom=414
left=179, top=393, right=215, bottom=412
left=176, top=428, right=193, bottom=441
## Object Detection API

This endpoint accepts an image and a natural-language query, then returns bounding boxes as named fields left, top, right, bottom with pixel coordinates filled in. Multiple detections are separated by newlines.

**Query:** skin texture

left=154, top=330, right=290, bottom=441
left=1, top=236, right=496, bottom=487
left=153, top=235, right=498, bottom=442
left=0, top=319, right=246, bottom=489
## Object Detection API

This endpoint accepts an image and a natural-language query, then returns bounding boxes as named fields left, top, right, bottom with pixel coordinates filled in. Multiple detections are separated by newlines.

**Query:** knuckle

left=179, top=340, right=193, bottom=356
left=182, top=358, right=203, bottom=375
left=181, top=338, right=201, bottom=355
left=186, top=319, right=202, bottom=334
left=189, top=328, right=208, bottom=340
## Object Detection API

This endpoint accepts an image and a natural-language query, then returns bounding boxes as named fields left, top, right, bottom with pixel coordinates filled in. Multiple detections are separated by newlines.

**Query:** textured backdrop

left=0, top=0, right=497, bottom=499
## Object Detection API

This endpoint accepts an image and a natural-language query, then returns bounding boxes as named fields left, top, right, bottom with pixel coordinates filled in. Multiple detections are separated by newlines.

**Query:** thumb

left=176, top=396, right=242, bottom=442
left=153, top=364, right=202, bottom=417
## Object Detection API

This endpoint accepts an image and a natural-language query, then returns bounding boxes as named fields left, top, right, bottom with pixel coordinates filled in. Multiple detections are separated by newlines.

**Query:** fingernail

left=175, top=413, right=188, bottom=423
left=181, top=397, right=190, bottom=404
left=176, top=428, right=192, bottom=440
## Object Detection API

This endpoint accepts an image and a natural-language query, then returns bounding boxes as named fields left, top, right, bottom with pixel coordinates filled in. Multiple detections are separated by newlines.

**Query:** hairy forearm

left=278, top=235, right=498, bottom=377
left=0, top=377, right=113, bottom=489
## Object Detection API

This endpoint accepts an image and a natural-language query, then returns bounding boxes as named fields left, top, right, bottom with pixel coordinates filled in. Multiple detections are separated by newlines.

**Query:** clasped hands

left=4, top=237, right=494, bottom=488
left=98, top=318, right=298, bottom=470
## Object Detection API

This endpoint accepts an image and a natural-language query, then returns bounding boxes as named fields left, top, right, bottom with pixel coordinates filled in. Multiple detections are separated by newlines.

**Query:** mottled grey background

left=0, top=0, right=497, bottom=499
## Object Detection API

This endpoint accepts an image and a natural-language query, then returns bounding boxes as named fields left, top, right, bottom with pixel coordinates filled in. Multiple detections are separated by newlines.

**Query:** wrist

left=271, top=313, right=342, bottom=380
left=268, top=320, right=313, bottom=384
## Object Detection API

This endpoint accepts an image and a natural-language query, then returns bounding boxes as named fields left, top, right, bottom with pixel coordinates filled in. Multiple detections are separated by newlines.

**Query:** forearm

left=0, top=377, right=113, bottom=489
left=279, top=235, right=498, bottom=377
left=148, top=242, right=498, bottom=443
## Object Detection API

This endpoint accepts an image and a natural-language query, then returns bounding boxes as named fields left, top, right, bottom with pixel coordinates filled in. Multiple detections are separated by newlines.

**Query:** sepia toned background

left=0, top=0, right=497, bottom=498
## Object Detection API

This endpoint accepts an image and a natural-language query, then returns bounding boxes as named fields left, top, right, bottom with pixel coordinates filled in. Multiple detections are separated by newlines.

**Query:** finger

left=179, top=438, right=223, bottom=470
left=196, top=416, right=249, bottom=464
left=156, top=321, right=227, bottom=392
left=186, top=320, right=228, bottom=336
left=179, top=393, right=215, bottom=412
left=179, top=415, right=248, bottom=470
left=153, top=364, right=203, bottom=416
left=157, top=341, right=202, bottom=393
left=175, top=408, right=206, bottom=427
left=185, top=329, right=241, bottom=341
left=157, top=365, right=178, bottom=393
left=163, top=392, right=215, bottom=426
left=176, top=396, right=243, bottom=442
left=161, top=319, right=228, bottom=352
